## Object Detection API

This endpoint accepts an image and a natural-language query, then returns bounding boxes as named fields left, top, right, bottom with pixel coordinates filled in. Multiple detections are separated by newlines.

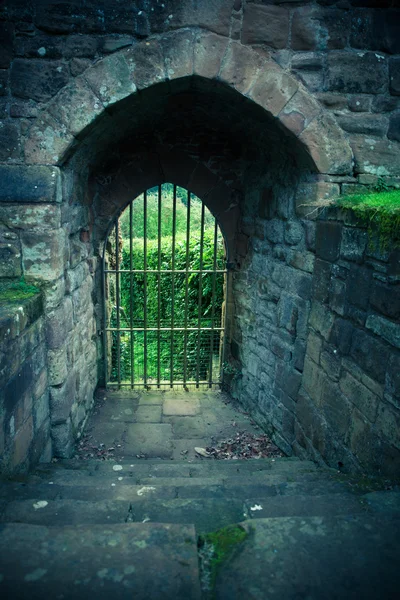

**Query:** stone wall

left=0, top=167, right=98, bottom=461
left=230, top=194, right=400, bottom=476
left=0, top=0, right=399, bottom=471
left=0, top=294, right=51, bottom=473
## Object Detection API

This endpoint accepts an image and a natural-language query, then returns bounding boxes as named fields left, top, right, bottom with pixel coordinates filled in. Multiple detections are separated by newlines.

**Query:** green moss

left=335, top=189, right=400, bottom=251
left=199, top=524, right=248, bottom=595
left=0, top=278, right=40, bottom=303
left=331, top=472, right=400, bottom=494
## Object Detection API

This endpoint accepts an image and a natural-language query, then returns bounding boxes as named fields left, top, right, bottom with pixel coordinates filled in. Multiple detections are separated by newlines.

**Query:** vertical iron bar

left=157, top=185, right=162, bottom=388
left=143, top=191, right=148, bottom=387
left=183, top=191, right=191, bottom=387
left=170, top=185, right=177, bottom=388
left=115, top=220, right=121, bottom=388
left=102, top=240, right=108, bottom=387
left=195, top=202, right=205, bottom=387
left=130, top=201, right=134, bottom=388
left=208, top=218, right=218, bottom=387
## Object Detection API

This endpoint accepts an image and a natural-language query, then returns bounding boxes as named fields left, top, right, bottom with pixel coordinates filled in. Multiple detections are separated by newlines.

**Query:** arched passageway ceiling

left=24, top=29, right=353, bottom=176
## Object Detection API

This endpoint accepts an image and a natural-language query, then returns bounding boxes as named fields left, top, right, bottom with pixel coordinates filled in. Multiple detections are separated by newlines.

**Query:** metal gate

left=102, top=184, right=227, bottom=389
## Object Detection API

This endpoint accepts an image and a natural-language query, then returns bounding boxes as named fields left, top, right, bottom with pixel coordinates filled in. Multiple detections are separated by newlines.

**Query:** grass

left=335, top=188, right=400, bottom=251
left=0, top=278, right=40, bottom=303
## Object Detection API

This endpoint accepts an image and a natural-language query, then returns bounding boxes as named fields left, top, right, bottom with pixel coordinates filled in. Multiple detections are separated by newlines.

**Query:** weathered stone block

left=36, top=1, right=104, bottom=34
left=161, top=29, right=195, bottom=81
left=24, top=112, right=77, bottom=165
left=350, top=329, right=389, bottom=384
left=375, top=403, right=400, bottom=450
left=265, top=219, right=284, bottom=244
left=4, top=360, right=34, bottom=417
left=278, top=89, right=321, bottom=137
left=249, top=63, right=298, bottom=117
left=320, top=376, right=352, bottom=441
left=10, top=59, right=69, bottom=102
left=329, top=278, right=346, bottom=316
left=291, top=6, right=348, bottom=51
left=49, top=371, right=77, bottom=425
left=33, top=391, right=50, bottom=431
left=346, top=264, right=371, bottom=310
left=366, top=315, right=400, bottom=350
left=0, top=121, right=20, bottom=161
left=124, top=40, right=165, bottom=90
left=51, top=419, right=74, bottom=458
left=272, top=263, right=313, bottom=301
left=21, top=229, right=66, bottom=282
left=350, top=135, right=400, bottom=177
left=47, top=78, right=103, bottom=137
left=11, top=415, right=33, bottom=469
left=309, top=302, right=335, bottom=340
left=389, top=57, right=400, bottom=96
left=350, top=9, right=400, bottom=55
left=47, top=347, right=68, bottom=386
left=339, top=370, right=378, bottom=423
left=329, top=317, right=353, bottom=356
left=388, top=113, right=400, bottom=143
left=340, top=227, right=368, bottom=263
left=370, top=281, right=400, bottom=321
left=320, top=347, right=341, bottom=381
left=0, top=166, right=60, bottom=204
left=337, top=114, right=388, bottom=137
left=315, top=221, right=342, bottom=262
left=0, top=229, right=21, bottom=278
left=291, top=52, right=325, bottom=93
left=84, top=53, right=136, bottom=108
left=0, top=22, right=13, bottom=69
left=300, top=112, right=353, bottom=175
left=242, top=4, right=289, bottom=48
left=284, top=221, right=304, bottom=246
left=326, top=51, right=387, bottom=95
left=305, top=330, right=322, bottom=364
left=46, top=298, right=73, bottom=350
left=219, top=42, right=265, bottom=96
left=276, top=363, right=302, bottom=400
left=193, top=32, right=228, bottom=80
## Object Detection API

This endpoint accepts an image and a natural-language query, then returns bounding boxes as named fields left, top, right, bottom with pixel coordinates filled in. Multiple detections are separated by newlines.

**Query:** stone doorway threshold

left=77, top=389, right=267, bottom=461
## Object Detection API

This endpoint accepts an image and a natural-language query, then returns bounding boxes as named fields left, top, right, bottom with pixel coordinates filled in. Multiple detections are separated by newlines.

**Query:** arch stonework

left=23, top=28, right=353, bottom=176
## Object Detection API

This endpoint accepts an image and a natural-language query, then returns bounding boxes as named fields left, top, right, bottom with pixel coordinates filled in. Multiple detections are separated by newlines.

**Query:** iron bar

left=143, top=191, right=148, bottom=386
left=157, top=184, right=162, bottom=387
left=183, top=190, right=191, bottom=387
left=115, top=219, right=121, bottom=388
left=106, top=326, right=224, bottom=332
left=195, top=202, right=205, bottom=387
left=104, top=269, right=226, bottom=274
left=208, top=218, right=218, bottom=388
left=170, top=185, right=177, bottom=388
left=129, top=201, right=134, bottom=388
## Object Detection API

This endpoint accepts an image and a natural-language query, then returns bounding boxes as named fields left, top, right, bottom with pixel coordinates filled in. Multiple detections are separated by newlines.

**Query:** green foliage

left=0, top=278, right=39, bottom=303
left=336, top=189, right=400, bottom=251
left=109, top=204, right=225, bottom=384
left=119, top=185, right=215, bottom=240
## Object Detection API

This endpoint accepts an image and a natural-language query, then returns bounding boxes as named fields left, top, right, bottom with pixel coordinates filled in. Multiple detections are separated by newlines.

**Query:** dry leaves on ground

left=203, top=430, right=284, bottom=460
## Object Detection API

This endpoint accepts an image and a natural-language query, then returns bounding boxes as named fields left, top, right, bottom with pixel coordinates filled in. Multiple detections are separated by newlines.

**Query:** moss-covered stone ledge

left=0, top=284, right=52, bottom=475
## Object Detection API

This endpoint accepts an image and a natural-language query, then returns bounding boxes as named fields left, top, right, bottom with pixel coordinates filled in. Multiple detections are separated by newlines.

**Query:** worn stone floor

left=78, top=388, right=263, bottom=461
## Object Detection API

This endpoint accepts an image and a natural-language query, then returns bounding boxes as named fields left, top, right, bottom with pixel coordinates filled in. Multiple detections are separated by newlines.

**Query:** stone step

left=31, top=457, right=317, bottom=479
left=211, top=515, right=400, bottom=600
left=0, top=493, right=366, bottom=534
left=0, top=522, right=201, bottom=600
left=0, top=474, right=354, bottom=504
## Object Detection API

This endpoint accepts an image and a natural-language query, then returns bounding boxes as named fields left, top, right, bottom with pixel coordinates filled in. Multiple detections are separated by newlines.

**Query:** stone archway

left=23, top=29, right=352, bottom=175
left=18, top=28, right=355, bottom=459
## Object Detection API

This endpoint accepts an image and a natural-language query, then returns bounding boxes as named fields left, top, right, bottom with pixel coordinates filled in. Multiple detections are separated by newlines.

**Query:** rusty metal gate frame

left=102, top=184, right=229, bottom=390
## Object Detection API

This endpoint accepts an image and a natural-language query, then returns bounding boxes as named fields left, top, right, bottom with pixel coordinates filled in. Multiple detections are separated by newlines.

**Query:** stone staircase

left=1, top=456, right=399, bottom=599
